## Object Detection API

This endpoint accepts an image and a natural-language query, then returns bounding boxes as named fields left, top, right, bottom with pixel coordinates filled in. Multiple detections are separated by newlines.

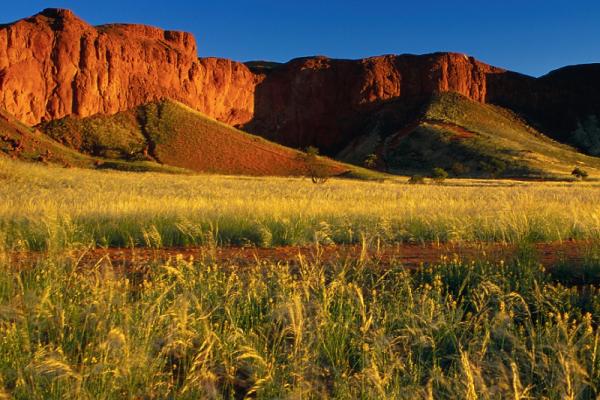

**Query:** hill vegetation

left=39, top=100, right=375, bottom=178
left=340, top=93, right=600, bottom=179
left=0, top=108, right=184, bottom=174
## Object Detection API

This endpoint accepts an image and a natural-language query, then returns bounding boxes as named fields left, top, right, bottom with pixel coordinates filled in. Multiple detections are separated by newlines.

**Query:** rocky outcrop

left=0, top=9, right=503, bottom=138
left=1, top=8, right=598, bottom=156
left=0, top=8, right=258, bottom=125
left=487, top=64, right=600, bottom=152
left=244, top=56, right=600, bottom=155
left=243, top=53, right=504, bottom=152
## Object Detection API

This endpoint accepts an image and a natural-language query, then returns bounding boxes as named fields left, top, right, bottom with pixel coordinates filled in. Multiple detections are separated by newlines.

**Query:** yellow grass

left=1, top=157, right=600, bottom=398
left=0, top=157, right=599, bottom=250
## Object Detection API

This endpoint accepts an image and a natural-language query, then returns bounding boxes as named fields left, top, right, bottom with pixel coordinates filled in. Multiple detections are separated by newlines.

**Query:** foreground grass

left=0, top=246, right=599, bottom=399
left=1, top=158, right=600, bottom=250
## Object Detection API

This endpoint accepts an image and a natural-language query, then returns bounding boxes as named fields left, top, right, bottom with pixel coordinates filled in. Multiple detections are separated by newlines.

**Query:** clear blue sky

left=3, top=0, right=599, bottom=77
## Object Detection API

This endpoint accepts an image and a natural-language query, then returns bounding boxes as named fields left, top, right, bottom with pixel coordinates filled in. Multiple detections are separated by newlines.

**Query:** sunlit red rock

left=0, top=8, right=598, bottom=155
left=0, top=8, right=259, bottom=125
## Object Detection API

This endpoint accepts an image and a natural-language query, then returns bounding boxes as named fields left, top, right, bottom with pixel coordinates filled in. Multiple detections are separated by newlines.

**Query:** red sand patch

left=8, top=241, right=594, bottom=270
left=156, top=118, right=347, bottom=176
left=426, top=120, right=477, bottom=140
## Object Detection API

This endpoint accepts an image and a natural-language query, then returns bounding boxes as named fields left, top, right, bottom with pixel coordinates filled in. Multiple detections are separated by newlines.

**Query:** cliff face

left=0, top=10, right=502, bottom=133
left=1, top=8, right=598, bottom=156
left=245, top=57, right=600, bottom=155
left=243, top=53, right=504, bottom=152
left=0, top=8, right=258, bottom=125
left=487, top=64, right=600, bottom=149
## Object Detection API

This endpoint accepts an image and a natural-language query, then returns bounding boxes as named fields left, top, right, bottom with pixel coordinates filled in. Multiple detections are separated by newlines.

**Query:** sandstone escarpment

left=244, top=54, right=600, bottom=155
left=1, top=8, right=598, bottom=157
left=0, top=9, right=504, bottom=137
left=0, top=8, right=258, bottom=125
left=243, top=53, right=504, bottom=152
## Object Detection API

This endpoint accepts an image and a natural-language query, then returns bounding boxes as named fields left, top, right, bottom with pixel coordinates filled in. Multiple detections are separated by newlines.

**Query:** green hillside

left=13, top=93, right=596, bottom=180
left=0, top=108, right=185, bottom=173
left=40, top=100, right=381, bottom=178
left=340, top=93, right=600, bottom=179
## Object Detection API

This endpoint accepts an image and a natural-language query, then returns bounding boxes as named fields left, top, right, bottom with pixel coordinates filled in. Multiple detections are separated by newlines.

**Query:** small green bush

left=363, top=153, right=378, bottom=169
left=303, top=146, right=329, bottom=184
left=572, top=167, right=589, bottom=180
left=431, top=167, right=448, bottom=183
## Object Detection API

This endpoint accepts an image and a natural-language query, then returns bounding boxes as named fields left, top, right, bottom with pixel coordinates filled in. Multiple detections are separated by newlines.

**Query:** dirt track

left=7, top=241, right=596, bottom=269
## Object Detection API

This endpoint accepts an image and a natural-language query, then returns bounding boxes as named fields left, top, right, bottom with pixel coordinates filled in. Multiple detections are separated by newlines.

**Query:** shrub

left=303, top=146, right=330, bottom=184
left=363, top=153, right=378, bottom=169
left=305, top=146, right=319, bottom=158
left=431, top=167, right=448, bottom=183
left=571, top=167, right=589, bottom=180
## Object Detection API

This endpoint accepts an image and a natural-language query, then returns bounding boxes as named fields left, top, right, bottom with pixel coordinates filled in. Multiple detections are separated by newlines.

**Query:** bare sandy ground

left=6, top=241, right=595, bottom=270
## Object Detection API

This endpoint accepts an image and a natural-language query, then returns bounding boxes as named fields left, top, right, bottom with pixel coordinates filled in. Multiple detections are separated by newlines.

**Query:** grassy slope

left=0, top=108, right=91, bottom=167
left=341, top=93, right=600, bottom=179
left=13, top=93, right=598, bottom=180
left=0, top=108, right=188, bottom=174
left=40, top=100, right=382, bottom=179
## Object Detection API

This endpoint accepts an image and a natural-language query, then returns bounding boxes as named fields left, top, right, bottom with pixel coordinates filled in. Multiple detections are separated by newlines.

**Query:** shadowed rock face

left=0, top=8, right=259, bottom=125
left=243, top=53, right=504, bottom=153
left=246, top=58, right=600, bottom=155
left=487, top=64, right=600, bottom=147
left=0, top=9, right=503, bottom=133
left=244, top=57, right=600, bottom=155
left=0, top=8, right=599, bottom=155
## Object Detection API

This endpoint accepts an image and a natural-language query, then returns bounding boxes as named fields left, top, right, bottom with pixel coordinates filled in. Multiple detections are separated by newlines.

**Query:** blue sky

left=3, top=1, right=599, bottom=76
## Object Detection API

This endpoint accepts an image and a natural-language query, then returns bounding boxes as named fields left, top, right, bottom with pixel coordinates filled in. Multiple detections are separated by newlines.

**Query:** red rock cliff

left=0, top=8, right=259, bottom=125
left=14, top=9, right=592, bottom=156
left=243, top=54, right=504, bottom=152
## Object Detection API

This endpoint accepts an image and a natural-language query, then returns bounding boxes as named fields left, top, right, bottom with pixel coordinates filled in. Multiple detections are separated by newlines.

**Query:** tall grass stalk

left=1, top=246, right=600, bottom=398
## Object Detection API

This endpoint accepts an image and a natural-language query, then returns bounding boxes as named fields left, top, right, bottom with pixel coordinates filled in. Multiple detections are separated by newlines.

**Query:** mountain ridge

left=0, top=8, right=599, bottom=168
